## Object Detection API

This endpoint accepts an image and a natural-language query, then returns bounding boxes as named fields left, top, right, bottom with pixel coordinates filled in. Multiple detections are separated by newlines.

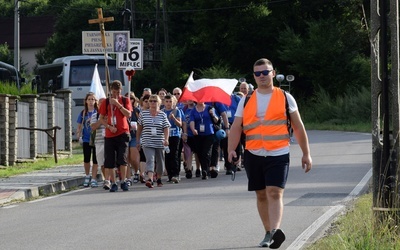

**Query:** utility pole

left=371, top=0, right=400, bottom=224
left=13, top=0, right=20, bottom=72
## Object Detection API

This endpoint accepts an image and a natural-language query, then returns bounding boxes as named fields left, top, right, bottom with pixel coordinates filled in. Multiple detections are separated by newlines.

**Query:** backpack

left=243, top=89, right=292, bottom=137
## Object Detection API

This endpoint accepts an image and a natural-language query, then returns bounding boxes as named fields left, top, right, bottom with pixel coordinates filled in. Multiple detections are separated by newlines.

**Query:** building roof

left=0, top=16, right=56, bottom=49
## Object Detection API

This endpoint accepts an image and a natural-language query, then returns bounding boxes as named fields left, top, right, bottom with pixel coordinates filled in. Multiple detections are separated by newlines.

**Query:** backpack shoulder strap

left=281, top=89, right=293, bottom=136
left=243, top=91, right=254, bottom=108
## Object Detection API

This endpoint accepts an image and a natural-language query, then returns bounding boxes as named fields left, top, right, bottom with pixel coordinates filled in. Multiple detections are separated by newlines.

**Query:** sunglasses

left=173, top=93, right=181, bottom=95
left=254, top=70, right=273, bottom=77
left=143, top=88, right=151, bottom=91
left=149, top=100, right=157, bottom=103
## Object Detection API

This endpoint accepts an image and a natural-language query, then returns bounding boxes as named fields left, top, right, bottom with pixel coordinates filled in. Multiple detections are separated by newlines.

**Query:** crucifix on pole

left=88, top=8, right=114, bottom=96
left=88, top=8, right=116, bottom=123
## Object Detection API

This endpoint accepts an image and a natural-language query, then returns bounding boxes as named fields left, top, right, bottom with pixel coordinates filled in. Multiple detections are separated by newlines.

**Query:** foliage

left=0, top=81, right=36, bottom=95
left=0, top=44, right=13, bottom=64
left=301, top=86, right=371, bottom=125
left=307, top=193, right=400, bottom=250
left=1, top=0, right=371, bottom=104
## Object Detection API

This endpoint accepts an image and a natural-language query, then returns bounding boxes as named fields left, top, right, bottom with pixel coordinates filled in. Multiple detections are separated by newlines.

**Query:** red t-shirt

left=99, top=96, right=133, bottom=138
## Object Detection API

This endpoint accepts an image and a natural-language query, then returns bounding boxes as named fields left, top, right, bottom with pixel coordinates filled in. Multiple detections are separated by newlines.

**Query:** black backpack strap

left=281, top=89, right=293, bottom=136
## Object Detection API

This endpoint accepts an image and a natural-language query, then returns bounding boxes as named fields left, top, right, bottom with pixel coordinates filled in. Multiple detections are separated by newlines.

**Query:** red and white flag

left=179, top=72, right=237, bottom=106
left=89, top=64, right=106, bottom=100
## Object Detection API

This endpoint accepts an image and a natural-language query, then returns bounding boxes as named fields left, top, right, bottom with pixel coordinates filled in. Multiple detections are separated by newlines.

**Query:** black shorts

left=104, top=133, right=129, bottom=169
left=244, top=150, right=289, bottom=191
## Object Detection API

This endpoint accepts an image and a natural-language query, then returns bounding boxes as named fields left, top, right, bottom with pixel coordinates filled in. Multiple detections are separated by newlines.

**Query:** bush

left=302, top=86, right=371, bottom=125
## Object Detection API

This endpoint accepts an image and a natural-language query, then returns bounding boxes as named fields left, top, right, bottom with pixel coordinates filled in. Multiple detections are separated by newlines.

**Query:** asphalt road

left=0, top=130, right=371, bottom=250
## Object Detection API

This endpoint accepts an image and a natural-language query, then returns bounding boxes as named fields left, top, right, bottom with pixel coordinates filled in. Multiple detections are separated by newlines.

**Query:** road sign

left=82, top=31, right=130, bottom=54
left=117, top=38, right=143, bottom=70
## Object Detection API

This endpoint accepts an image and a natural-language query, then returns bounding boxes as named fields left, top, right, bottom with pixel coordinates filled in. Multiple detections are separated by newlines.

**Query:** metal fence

left=16, top=98, right=65, bottom=159
left=54, top=98, right=65, bottom=150
left=16, top=101, right=30, bottom=159
left=37, top=100, right=48, bottom=154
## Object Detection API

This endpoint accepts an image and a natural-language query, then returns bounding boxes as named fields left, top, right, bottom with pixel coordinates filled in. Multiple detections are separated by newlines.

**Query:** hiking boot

left=110, top=183, right=118, bottom=192
left=83, top=175, right=91, bottom=187
left=259, top=231, right=271, bottom=248
left=269, top=229, right=286, bottom=249
left=121, top=181, right=129, bottom=191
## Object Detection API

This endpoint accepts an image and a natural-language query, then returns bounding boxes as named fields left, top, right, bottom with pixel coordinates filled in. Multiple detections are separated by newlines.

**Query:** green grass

left=0, top=143, right=83, bottom=178
left=307, top=193, right=400, bottom=250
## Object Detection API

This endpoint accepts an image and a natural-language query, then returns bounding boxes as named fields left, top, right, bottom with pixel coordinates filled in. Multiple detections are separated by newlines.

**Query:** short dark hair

left=253, top=58, right=273, bottom=68
left=111, top=80, right=122, bottom=90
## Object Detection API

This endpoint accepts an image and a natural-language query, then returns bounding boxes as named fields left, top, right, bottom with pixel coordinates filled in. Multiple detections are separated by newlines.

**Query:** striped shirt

left=138, top=110, right=170, bottom=148
left=90, top=113, right=105, bottom=145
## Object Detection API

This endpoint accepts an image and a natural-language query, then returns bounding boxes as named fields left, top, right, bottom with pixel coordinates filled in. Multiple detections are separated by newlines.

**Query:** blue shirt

left=189, top=104, right=215, bottom=136
left=163, top=108, right=182, bottom=137
left=76, top=110, right=96, bottom=142
left=223, top=95, right=241, bottom=124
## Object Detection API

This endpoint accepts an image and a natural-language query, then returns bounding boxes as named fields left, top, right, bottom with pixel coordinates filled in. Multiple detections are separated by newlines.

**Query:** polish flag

left=179, top=72, right=238, bottom=106
left=89, top=64, right=106, bottom=100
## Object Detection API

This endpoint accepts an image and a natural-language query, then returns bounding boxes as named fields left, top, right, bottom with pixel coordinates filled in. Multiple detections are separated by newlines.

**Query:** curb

left=0, top=176, right=85, bottom=206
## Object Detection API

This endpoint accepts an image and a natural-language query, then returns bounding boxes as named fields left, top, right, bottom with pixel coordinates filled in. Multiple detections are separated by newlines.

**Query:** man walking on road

left=228, top=58, right=312, bottom=248
left=99, top=80, right=132, bottom=192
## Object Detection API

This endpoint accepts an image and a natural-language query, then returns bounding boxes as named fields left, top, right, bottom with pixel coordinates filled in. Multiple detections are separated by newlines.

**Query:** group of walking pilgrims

left=76, top=80, right=251, bottom=192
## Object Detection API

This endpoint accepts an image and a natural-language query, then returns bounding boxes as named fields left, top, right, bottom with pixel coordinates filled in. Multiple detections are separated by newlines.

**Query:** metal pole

left=13, top=0, right=20, bottom=72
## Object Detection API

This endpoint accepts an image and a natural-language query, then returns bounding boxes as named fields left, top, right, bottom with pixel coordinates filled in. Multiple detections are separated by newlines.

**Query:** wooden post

left=88, top=8, right=115, bottom=121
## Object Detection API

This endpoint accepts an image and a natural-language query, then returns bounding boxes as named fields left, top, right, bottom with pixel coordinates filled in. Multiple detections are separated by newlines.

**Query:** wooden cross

left=88, top=8, right=114, bottom=48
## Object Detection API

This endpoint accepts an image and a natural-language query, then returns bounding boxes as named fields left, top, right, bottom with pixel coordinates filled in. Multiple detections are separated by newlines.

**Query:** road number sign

left=117, top=38, right=143, bottom=70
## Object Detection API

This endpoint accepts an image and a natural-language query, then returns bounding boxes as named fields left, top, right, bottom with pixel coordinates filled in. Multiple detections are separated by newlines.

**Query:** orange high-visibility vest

left=243, top=87, right=290, bottom=150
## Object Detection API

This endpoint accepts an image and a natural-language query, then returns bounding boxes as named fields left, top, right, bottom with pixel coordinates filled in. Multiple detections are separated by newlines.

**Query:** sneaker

left=133, top=174, right=139, bottom=183
left=110, top=183, right=118, bottom=192
left=185, top=169, right=193, bottom=179
left=259, top=231, right=271, bottom=248
left=83, top=175, right=91, bottom=187
left=226, top=169, right=233, bottom=175
left=145, top=180, right=154, bottom=188
left=126, top=179, right=133, bottom=186
left=157, top=178, right=163, bottom=187
left=90, top=179, right=98, bottom=188
left=171, top=176, right=179, bottom=184
left=202, top=171, right=208, bottom=180
left=103, top=180, right=111, bottom=190
left=121, top=182, right=129, bottom=191
left=269, top=229, right=286, bottom=249
left=195, top=169, right=201, bottom=178
left=210, top=169, right=218, bottom=178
